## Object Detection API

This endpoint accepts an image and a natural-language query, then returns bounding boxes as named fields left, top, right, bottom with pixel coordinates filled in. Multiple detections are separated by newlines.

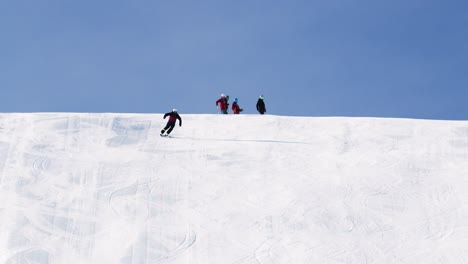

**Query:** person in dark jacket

left=256, top=95, right=266, bottom=114
left=160, top=109, right=182, bottom=136
left=232, top=98, right=243, bottom=114
left=216, top=94, right=230, bottom=114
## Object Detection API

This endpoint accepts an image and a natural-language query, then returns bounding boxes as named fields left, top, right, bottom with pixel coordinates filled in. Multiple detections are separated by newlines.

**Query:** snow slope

left=1, top=113, right=468, bottom=264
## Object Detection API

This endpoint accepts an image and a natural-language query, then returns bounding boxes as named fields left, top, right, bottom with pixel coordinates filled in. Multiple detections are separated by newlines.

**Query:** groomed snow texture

left=1, top=113, right=468, bottom=263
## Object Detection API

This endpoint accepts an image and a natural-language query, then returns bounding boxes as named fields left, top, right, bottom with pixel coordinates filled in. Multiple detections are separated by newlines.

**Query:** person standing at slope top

left=160, top=109, right=182, bottom=137
left=256, top=95, right=266, bottom=114
left=216, top=94, right=230, bottom=114
left=232, top=98, right=243, bottom=114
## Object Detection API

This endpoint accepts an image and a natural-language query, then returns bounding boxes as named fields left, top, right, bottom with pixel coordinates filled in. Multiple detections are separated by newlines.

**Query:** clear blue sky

left=1, top=0, right=467, bottom=119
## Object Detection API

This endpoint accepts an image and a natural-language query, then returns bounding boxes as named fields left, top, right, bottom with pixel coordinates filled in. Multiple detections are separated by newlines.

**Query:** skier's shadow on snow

left=172, top=137, right=310, bottom=145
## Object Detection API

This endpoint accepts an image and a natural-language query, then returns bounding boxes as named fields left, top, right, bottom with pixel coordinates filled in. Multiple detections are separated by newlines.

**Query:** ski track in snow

left=1, top=114, right=468, bottom=263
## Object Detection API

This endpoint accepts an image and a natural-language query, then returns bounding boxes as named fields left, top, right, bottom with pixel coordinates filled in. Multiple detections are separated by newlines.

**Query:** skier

left=256, top=95, right=266, bottom=114
left=160, top=109, right=182, bottom=137
left=232, top=98, right=243, bottom=114
left=216, top=94, right=230, bottom=114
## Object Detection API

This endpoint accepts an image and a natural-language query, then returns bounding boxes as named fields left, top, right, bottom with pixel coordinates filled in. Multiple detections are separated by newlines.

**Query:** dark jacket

left=256, top=98, right=266, bottom=114
left=164, top=112, right=182, bottom=126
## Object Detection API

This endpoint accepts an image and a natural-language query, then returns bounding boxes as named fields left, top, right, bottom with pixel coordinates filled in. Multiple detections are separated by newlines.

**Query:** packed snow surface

left=1, top=113, right=468, bottom=264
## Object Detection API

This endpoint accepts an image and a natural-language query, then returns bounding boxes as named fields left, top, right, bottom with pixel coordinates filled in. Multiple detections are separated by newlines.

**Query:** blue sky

left=1, top=0, right=467, bottom=119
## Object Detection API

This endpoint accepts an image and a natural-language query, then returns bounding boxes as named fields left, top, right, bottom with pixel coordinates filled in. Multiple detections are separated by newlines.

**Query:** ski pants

left=161, top=122, right=176, bottom=135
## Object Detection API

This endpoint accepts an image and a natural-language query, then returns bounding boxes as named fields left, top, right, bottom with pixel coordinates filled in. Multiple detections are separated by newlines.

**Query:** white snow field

left=1, top=113, right=468, bottom=264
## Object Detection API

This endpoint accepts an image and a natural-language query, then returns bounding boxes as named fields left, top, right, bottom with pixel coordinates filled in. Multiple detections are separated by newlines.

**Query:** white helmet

left=221, top=94, right=226, bottom=98
left=172, top=108, right=177, bottom=113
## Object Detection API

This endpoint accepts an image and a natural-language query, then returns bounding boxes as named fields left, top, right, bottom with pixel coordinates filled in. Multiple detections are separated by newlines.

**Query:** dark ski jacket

left=232, top=102, right=243, bottom=114
left=216, top=97, right=229, bottom=111
left=256, top=98, right=266, bottom=114
left=164, top=112, right=182, bottom=126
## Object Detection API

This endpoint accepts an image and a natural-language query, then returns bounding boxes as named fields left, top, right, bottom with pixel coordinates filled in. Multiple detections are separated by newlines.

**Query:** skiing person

left=216, top=94, right=230, bottom=114
left=256, top=95, right=266, bottom=114
left=232, top=98, right=243, bottom=114
left=160, top=109, right=182, bottom=137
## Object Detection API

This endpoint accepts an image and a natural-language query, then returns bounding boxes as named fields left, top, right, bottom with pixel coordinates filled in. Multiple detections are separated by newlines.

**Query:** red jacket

left=232, top=102, right=242, bottom=114
left=216, top=98, right=228, bottom=111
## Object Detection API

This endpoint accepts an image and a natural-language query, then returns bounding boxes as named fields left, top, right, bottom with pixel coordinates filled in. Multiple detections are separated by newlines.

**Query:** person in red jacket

left=216, top=94, right=229, bottom=114
left=160, top=109, right=182, bottom=137
left=232, top=98, right=243, bottom=114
